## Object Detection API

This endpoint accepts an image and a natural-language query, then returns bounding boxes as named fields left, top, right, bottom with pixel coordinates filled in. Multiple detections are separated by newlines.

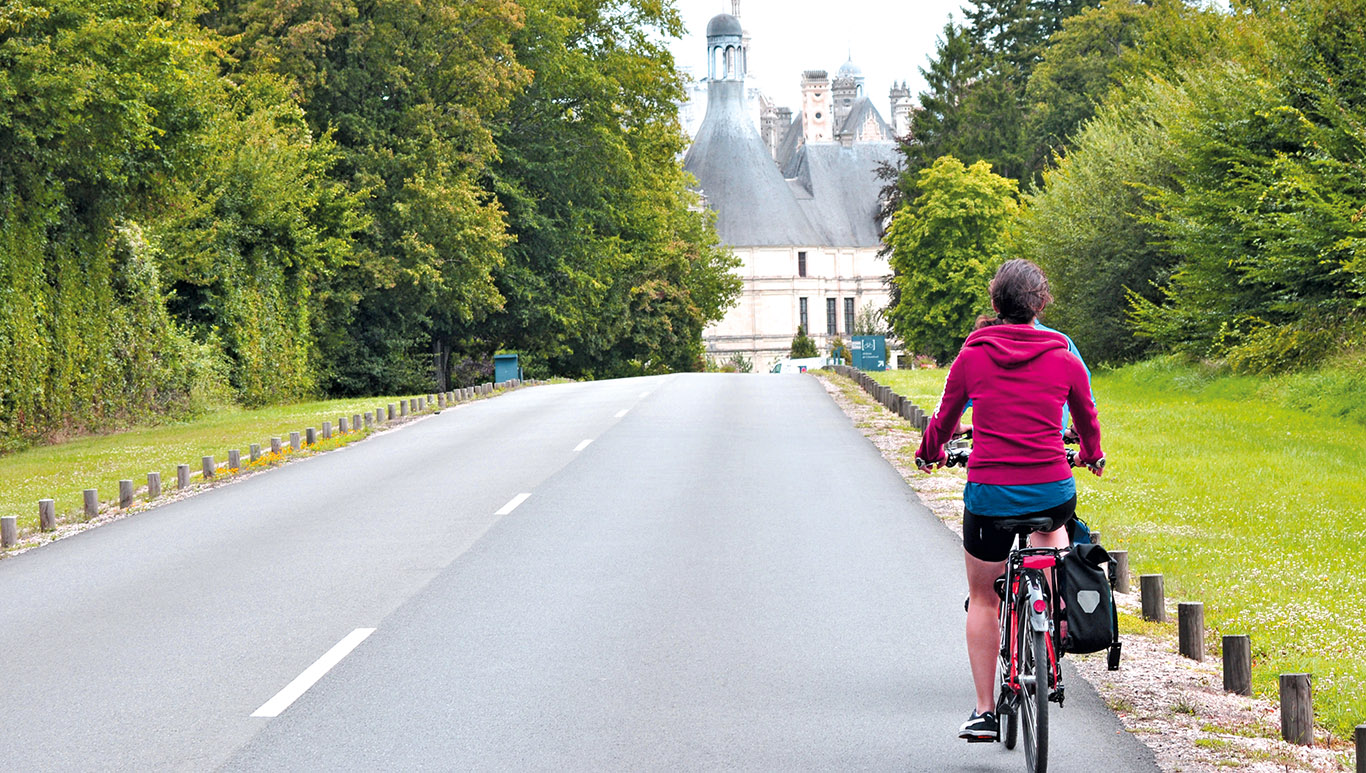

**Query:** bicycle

left=923, top=432, right=1106, bottom=773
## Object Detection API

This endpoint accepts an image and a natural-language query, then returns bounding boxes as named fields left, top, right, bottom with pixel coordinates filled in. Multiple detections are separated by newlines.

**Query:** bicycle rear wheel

left=1019, top=610, right=1049, bottom=772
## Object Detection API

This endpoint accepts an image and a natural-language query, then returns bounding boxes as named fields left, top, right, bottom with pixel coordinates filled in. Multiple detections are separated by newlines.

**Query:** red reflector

left=1023, top=556, right=1056, bottom=569
left=1033, top=599, right=1048, bottom=614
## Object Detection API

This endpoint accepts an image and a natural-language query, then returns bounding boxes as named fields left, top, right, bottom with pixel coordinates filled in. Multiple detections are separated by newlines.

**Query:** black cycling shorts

left=962, top=495, right=1077, bottom=563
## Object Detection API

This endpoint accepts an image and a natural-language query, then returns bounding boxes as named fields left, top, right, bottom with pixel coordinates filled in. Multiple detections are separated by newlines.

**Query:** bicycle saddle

left=993, top=516, right=1056, bottom=533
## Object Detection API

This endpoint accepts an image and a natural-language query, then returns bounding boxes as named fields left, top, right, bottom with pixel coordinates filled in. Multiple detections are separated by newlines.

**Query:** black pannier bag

left=1058, top=543, right=1121, bottom=668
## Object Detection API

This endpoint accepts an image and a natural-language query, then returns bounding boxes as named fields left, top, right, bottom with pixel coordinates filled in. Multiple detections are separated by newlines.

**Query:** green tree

left=214, top=0, right=530, bottom=394
left=0, top=0, right=236, bottom=446
left=153, top=75, right=365, bottom=405
left=1022, top=0, right=1231, bottom=173
left=886, top=156, right=1019, bottom=363
left=1010, top=100, right=1177, bottom=363
left=475, top=0, right=738, bottom=379
left=790, top=326, right=819, bottom=359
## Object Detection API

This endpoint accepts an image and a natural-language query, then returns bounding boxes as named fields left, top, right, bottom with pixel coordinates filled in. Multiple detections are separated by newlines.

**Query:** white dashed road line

left=251, top=628, right=376, bottom=718
left=615, top=409, right=628, bottom=418
left=574, top=439, right=593, bottom=452
left=495, top=493, right=532, bottom=516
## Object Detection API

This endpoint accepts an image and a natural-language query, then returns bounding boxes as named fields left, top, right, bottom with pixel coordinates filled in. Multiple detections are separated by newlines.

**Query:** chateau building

left=683, top=11, right=907, bottom=372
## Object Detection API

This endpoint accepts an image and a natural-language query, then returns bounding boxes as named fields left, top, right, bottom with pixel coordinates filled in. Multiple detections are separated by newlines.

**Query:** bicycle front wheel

left=1019, top=619, right=1050, bottom=772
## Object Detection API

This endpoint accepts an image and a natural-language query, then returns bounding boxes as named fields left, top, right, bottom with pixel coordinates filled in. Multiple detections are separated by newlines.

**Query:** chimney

left=801, top=70, right=831, bottom=143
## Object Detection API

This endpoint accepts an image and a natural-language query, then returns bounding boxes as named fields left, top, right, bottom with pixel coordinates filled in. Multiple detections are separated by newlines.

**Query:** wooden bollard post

left=1179, top=602, right=1205, bottom=661
left=147, top=472, right=161, bottom=499
left=1354, top=725, right=1363, bottom=773
left=84, top=489, right=100, bottom=519
left=1111, top=550, right=1130, bottom=593
left=1279, top=673, right=1313, bottom=746
left=306, top=427, right=317, bottom=445
left=177, top=464, right=191, bottom=489
left=1140, top=574, right=1166, bottom=622
left=352, top=413, right=361, bottom=431
left=228, top=449, right=241, bottom=471
left=250, top=443, right=261, bottom=463
left=322, top=421, right=332, bottom=440
left=399, top=401, right=407, bottom=417
left=338, top=417, right=348, bottom=434
left=119, top=479, right=134, bottom=509
left=290, top=431, right=302, bottom=451
left=39, top=499, right=56, bottom=531
left=438, top=393, right=445, bottom=408
left=1, top=515, right=16, bottom=548
left=271, top=437, right=282, bottom=456
left=391, top=403, right=400, bottom=419
left=1223, top=635, right=1252, bottom=695
left=1090, top=530, right=1102, bottom=545
left=364, top=412, right=373, bottom=429
left=202, top=456, right=215, bottom=479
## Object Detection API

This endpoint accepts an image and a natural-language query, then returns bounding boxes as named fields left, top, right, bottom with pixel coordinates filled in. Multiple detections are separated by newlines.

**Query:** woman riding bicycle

left=913, top=259, right=1104, bottom=742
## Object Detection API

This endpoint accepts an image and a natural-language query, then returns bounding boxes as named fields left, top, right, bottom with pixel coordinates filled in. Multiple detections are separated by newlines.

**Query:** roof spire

left=732, top=0, right=740, bottom=18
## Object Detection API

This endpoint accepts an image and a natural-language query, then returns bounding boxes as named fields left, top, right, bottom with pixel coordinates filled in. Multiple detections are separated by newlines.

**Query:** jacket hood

left=962, top=324, right=1068, bottom=368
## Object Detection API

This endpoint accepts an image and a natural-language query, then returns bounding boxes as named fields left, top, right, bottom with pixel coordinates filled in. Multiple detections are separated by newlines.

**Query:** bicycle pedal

left=964, top=736, right=997, bottom=744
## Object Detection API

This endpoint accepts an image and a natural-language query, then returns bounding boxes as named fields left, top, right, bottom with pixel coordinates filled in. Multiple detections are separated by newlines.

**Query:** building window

left=799, top=297, right=808, bottom=332
left=826, top=298, right=837, bottom=335
left=844, top=298, right=855, bottom=335
left=798, top=251, right=807, bottom=278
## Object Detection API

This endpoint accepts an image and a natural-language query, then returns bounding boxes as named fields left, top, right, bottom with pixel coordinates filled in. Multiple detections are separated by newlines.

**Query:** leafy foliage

left=790, top=326, right=819, bottom=359
left=0, top=0, right=734, bottom=450
left=475, top=0, right=738, bottom=380
left=886, top=156, right=1018, bottom=363
left=0, top=0, right=233, bottom=447
left=1010, top=100, right=1177, bottom=363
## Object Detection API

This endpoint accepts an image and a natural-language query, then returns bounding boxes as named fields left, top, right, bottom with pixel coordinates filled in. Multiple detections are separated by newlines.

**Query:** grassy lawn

left=873, top=360, right=1366, bottom=739
left=0, top=393, right=450, bottom=537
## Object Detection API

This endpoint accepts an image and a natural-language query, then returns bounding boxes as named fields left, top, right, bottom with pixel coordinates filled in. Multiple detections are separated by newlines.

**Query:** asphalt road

left=0, top=374, right=1160, bottom=771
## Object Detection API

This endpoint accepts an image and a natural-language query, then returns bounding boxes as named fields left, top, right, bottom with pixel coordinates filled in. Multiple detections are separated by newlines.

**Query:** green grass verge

left=0, top=393, right=458, bottom=537
left=872, top=359, right=1366, bottom=738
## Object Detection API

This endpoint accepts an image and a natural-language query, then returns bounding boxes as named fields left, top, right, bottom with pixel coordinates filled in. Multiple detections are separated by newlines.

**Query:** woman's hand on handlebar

left=915, top=455, right=942, bottom=473
left=1065, top=448, right=1106, bottom=476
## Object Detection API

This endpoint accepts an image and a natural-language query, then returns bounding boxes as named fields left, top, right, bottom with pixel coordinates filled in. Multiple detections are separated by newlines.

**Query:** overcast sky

left=667, top=0, right=968, bottom=113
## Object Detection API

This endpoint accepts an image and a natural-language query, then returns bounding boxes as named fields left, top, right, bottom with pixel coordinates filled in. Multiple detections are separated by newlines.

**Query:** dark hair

left=987, top=259, right=1053, bottom=325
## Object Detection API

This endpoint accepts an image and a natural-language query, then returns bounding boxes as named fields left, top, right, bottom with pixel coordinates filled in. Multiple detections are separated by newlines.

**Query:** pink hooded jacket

left=916, top=324, right=1102, bottom=486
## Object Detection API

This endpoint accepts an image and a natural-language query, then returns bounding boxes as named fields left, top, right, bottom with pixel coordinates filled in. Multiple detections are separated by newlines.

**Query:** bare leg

left=965, top=550, right=1006, bottom=714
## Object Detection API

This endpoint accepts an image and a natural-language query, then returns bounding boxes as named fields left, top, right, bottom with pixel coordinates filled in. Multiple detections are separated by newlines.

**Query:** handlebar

left=918, top=445, right=1105, bottom=473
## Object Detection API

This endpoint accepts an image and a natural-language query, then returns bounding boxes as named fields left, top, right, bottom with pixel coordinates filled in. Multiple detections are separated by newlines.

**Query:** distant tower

left=759, top=95, right=792, bottom=159
left=890, top=80, right=915, bottom=138
left=801, top=70, right=832, bottom=143
left=832, top=57, right=863, bottom=145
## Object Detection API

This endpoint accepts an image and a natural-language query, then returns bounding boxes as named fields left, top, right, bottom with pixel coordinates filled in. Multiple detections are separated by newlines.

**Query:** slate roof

left=706, top=13, right=743, bottom=37
left=683, top=81, right=821, bottom=247
left=684, top=79, right=893, bottom=248
left=837, top=97, right=892, bottom=141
